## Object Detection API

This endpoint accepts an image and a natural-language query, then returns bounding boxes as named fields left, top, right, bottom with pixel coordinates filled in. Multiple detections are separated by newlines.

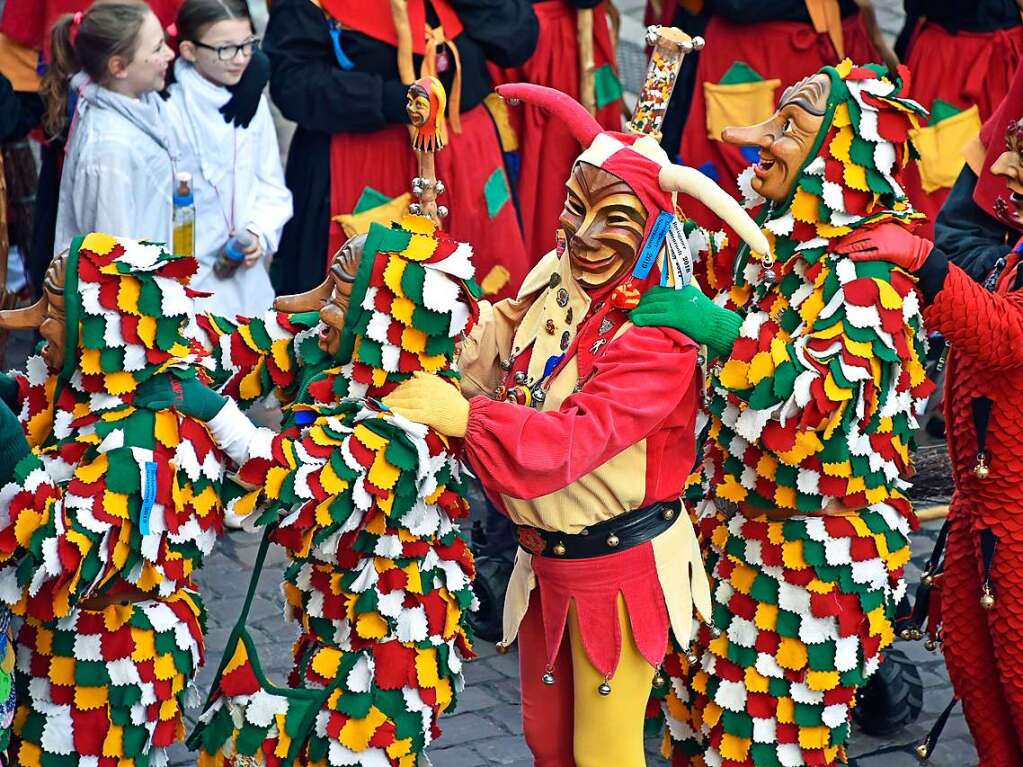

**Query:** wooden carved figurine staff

left=578, top=8, right=597, bottom=116
left=626, top=25, right=704, bottom=142
left=407, top=76, right=450, bottom=227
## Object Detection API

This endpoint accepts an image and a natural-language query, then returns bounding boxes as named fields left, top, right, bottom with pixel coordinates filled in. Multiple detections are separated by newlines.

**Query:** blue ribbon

left=328, top=21, right=355, bottom=71
left=632, top=210, right=674, bottom=280
left=543, top=354, right=564, bottom=379
left=140, top=461, right=158, bottom=535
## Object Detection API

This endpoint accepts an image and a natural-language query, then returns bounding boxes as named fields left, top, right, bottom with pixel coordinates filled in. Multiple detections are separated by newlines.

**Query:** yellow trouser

left=521, top=593, right=655, bottom=767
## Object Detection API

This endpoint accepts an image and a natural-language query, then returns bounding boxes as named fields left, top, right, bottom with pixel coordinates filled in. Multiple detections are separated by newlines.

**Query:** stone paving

left=162, top=506, right=974, bottom=767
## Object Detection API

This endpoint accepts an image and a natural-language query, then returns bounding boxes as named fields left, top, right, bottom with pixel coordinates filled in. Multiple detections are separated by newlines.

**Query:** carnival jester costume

left=0, top=233, right=247, bottom=766
left=631, top=61, right=934, bottom=766
left=383, top=80, right=771, bottom=767
left=180, top=214, right=479, bottom=767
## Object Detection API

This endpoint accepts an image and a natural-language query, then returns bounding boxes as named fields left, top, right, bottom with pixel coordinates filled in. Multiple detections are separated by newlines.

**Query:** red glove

left=831, top=223, right=934, bottom=273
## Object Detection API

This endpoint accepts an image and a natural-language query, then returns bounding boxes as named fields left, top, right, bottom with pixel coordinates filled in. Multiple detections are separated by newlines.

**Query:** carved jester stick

left=627, top=25, right=704, bottom=143
left=407, top=76, right=450, bottom=227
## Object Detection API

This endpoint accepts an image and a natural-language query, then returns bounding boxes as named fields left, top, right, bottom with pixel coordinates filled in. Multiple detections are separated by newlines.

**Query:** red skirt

left=530, top=540, right=671, bottom=678
left=901, top=22, right=1023, bottom=238
left=328, top=104, right=529, bottom=299
left=677, top=15, right=878, bottom=237
left=490, top=0, right=622, bottom=261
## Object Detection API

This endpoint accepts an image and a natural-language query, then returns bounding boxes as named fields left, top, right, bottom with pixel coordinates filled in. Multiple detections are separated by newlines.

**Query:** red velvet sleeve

left=925, top=263, right=1023, bottom=370
left=463, top=325, right=698, bottom=501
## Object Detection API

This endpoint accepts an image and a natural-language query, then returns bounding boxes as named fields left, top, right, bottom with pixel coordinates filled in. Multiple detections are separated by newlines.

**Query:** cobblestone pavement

left=163, top=511, right=973, bottom=767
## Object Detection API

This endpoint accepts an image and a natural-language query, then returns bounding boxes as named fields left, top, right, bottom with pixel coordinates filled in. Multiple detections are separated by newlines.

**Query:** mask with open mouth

left=719, top=60, right=927, bottom=278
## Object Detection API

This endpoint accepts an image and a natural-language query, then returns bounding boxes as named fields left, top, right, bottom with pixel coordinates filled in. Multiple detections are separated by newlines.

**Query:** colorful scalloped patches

left=192, top=216, right=477, bottom=766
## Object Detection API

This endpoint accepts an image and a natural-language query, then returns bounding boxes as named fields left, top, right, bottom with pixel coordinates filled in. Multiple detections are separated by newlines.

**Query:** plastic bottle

left=172, top=172, right=195, bottom=259
left=213, top=231, right=255, bottom=279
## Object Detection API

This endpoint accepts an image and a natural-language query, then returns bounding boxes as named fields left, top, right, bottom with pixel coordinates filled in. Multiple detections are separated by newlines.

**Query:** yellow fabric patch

left=48, top=655, right=75, bottom=685
left=339, top=706, right=389, bottom=751
left=83, top=232, right=119, bottom=255
left=404, top=233, right=439, bottom=262
left=356, top=612, right=389, bottom=639
left=754, top=602, right=778, bottom=631
left=776, top=637, right=808, bottom=670
left=74, top=685, right=108, bottom=710
left=806, top=669, right=841, bottom=691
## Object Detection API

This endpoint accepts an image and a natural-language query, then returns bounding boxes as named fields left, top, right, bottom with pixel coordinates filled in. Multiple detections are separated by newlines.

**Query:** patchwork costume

left=188, top=215, right=479, bottom=767
left=0, top=234, right=243, bottom=766
left=659, top=62, right=934, bottom=767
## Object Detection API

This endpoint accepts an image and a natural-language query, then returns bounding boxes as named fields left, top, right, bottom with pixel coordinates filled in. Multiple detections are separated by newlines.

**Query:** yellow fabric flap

left=483, top=91, right=519, bottom=152
left=909, top=105, right=982, bottom=193
left=0, top=33, right=40, bottom=92
left=334, top=192, right=413, bottom=238
left=704, top=79, right=783, bottom=141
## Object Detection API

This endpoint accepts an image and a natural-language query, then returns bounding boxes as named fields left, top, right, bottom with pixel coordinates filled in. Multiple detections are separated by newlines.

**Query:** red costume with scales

left=912, top=70, right=1023, bottom=765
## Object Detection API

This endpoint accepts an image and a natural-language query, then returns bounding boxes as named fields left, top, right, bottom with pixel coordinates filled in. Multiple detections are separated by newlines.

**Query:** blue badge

left=632, top=210, right=674, bottom=280
left=294, top=409, right=316, bottom=426
left=140, top=461, right=157, bottom=536
left=543, top=354, right=564, bottom=379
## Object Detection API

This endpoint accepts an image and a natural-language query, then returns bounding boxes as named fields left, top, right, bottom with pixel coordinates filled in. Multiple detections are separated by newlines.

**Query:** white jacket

left=55, top=74, right=176, bottom=257
left=166, top=60, right=292, bottom=318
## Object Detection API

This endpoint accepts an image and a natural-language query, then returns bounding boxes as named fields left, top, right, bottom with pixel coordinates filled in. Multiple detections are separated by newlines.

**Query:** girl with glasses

left=167, top=0, right=292, bottom=318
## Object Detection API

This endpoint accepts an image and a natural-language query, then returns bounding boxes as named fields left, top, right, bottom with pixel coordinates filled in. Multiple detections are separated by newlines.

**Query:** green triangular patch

left=720, top=61, right=764, bottom=85
left=594, top=63, right=623, bottom=109
left=928, top=98, right=962, bottom=126
left=353, top=186, right=394, bottom=215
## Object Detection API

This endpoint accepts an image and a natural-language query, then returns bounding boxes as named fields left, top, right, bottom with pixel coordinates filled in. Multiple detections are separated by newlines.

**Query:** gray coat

left=54, top=75, right=178, bottom=256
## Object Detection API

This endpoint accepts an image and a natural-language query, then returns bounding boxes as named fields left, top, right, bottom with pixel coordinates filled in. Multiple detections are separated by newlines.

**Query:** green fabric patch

left=484, top=167, right=511, bottom=219
left=928, top=98, right=962, bottom=126
left=594, top=63, right=623, bottom=109
left=720, top=61, right=764, bottom=85
left=353, top=186, right=393, bottom=215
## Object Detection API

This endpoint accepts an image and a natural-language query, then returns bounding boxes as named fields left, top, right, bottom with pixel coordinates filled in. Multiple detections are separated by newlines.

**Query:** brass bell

left=974, top=458, right=990, bottom=480
left=598, top=679, right=612, bottom=696
left=920, top=572, right=933, bottom=587
left=900, top=628, right=914, bottom=641
left=981, top=583, right=996, bottom=610
left=495, top=641, right=510, bottom=655
left=686, top=651, right=699, bottom=666
left=924, top=638, right=938, bottom=651
left=553, top=542, right=567, bottom=556
left=606, top=533, right=620, bottom=548
left=542, top=669, right=556, bottom=685
left=652, top=671, right=666, bottom=687
left=915, top=741, right=930, bottom=762
left=662, top=506, right=675, bottom=521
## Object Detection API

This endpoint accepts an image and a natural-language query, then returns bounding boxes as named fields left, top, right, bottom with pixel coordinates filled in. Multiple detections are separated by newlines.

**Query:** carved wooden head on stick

left=408, top=75, right=447, bottom=153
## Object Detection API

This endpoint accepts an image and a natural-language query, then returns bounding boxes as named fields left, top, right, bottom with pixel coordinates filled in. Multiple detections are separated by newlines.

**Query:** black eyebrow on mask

left=779, top=94, right=826, bottom=116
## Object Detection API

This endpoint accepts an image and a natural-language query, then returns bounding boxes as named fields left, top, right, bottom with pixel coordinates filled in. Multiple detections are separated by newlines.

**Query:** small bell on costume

left=598, top=676, right=612, bottom=696
left=915, top=741, right=931, bottom=762
left=542, top=667, right=556, bottom=685
left=652, top=668, right=666, bottom=688
left=973, top=453, right=990, bottom=479
left=980, top=581, right=996, bottom=610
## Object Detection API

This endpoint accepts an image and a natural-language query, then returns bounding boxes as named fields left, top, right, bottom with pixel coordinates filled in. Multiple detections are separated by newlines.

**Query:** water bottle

left=213, top=231, right=255, bottom=279
left=172, top=172, right=195, bottom=259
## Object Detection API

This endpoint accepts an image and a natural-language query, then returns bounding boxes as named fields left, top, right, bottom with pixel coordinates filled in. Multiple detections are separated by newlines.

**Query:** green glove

left=133, top=372, right=229, bottom=422
left=0, top=399, right=29, bottom=487
left=0, top=372, right=19, bottom=411
left=630, top=285, right=742, bottom=359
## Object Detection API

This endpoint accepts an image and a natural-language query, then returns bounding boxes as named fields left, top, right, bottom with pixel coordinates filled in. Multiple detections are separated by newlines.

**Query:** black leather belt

left=516, top=500, right=682, bottom=559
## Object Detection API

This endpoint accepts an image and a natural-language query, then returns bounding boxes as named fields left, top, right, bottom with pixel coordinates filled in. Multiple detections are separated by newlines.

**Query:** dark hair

left=176, top=0, right=251, bottom=44
left=41, top=1, right=151, bottom=138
